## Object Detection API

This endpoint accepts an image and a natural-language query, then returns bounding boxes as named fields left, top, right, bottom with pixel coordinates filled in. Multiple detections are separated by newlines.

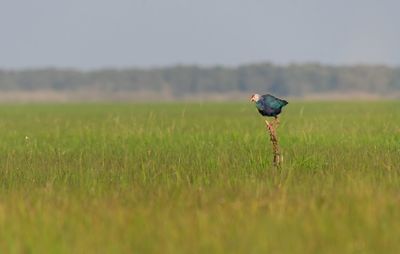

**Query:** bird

left=250, top=93, right=288, bottom=118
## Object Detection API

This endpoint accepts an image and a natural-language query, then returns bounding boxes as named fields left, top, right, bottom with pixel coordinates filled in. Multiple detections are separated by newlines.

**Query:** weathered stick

left=265, top=117, right=282, bottom=167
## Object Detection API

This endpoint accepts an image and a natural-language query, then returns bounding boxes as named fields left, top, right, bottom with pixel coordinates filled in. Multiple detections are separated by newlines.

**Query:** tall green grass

left=0, top=102, right=398, bottom=253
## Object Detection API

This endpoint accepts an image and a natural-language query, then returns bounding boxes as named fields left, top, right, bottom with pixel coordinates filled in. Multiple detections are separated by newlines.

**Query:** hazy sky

left=0, top=0, right=399, bottom=69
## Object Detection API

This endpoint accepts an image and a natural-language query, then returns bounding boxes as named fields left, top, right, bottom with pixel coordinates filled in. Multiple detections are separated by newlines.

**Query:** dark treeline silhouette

left=0, top=63, right=399, bottom=98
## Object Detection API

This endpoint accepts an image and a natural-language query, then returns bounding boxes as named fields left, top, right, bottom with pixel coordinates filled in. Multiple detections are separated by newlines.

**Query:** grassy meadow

left=0, top=101, right=399, bottom=253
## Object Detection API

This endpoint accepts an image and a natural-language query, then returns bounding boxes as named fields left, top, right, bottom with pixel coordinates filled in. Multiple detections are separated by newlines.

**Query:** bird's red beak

left=250, top=95, right=255, bottom=102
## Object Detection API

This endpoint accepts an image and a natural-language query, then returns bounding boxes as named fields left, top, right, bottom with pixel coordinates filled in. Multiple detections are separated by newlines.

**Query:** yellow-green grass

left=0, top=102, right=398, bottom=253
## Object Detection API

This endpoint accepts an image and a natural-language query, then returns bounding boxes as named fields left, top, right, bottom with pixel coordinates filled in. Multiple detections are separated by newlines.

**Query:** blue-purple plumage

left=254, top=94, right=288, bottom=117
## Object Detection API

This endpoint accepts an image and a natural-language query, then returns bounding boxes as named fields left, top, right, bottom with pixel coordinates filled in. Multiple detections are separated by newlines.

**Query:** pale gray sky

left=0, top=0, right=399, bottom=69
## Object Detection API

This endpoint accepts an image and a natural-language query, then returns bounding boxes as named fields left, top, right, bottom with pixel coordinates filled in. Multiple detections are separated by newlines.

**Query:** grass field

left=0, top=101, right=399, bottom=253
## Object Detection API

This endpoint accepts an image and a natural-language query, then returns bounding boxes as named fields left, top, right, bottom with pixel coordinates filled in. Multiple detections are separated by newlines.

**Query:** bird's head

left=250, top=94, right=261, bottom=102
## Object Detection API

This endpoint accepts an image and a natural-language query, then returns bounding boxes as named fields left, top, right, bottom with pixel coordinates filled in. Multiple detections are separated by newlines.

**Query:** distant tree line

left=0, top=63, right=399, bottom=97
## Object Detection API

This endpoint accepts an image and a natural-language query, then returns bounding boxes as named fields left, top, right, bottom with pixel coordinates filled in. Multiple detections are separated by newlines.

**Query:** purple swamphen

left=250, top=93, right=288, bottom=118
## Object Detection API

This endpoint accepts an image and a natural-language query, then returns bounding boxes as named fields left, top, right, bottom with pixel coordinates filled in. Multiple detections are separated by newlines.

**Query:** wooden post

left=265, top=117, right=282, bottom=167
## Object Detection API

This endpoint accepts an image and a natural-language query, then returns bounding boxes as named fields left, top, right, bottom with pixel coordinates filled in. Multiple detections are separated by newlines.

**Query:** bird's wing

left=262, top=94, right=287, bottom=109
left=255, top=100, right=265, bottom=111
